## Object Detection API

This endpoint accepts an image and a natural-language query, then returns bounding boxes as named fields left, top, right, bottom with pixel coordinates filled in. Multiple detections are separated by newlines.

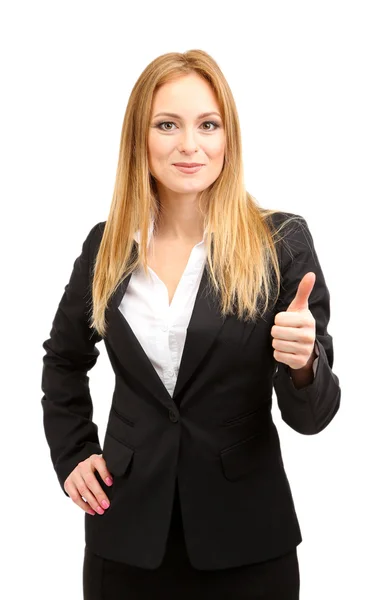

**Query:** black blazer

left=41, top=211, right=341, bottom=570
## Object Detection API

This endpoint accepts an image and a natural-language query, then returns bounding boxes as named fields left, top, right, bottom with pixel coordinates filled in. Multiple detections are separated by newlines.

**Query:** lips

left=173, top=163, right=204, bottom=167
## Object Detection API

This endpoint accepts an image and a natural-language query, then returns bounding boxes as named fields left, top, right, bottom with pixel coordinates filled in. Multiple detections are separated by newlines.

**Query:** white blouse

left=118, top=222, right=319, bottom=398
left=118, top=221, right=207, bottom=398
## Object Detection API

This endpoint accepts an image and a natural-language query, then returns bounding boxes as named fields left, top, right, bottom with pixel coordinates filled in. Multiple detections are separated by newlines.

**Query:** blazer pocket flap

left=220, top=429, right=278, bottom=481
left=102, top=432, right=135, bottom=477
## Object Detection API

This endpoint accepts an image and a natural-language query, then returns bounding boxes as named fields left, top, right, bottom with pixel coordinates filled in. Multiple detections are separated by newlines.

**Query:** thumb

left=286, top=272, right=316, bottom=312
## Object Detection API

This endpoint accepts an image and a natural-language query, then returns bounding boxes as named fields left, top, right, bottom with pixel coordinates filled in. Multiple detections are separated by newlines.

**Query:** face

left=148, top=73, right=226, bottom=198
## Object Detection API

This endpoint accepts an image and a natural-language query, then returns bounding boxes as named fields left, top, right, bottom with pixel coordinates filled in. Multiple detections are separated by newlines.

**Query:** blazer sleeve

left=271, top=214, right=341, bottom=435
left=41, top=222, right=103, bottom=496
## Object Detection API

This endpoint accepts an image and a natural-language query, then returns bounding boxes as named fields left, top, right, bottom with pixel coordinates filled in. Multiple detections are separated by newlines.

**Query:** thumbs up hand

left=271, top=272, right=317, bottom=370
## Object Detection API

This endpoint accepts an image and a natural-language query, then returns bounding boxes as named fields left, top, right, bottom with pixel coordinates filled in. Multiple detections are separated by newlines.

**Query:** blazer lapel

left=104, top=245, right=227, bottom=412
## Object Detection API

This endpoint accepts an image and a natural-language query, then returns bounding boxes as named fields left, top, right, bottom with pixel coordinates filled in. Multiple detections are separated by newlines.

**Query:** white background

left=1, top=1, right=383, bottom=598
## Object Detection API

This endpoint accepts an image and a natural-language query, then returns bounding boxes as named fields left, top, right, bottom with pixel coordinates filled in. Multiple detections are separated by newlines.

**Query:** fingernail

left=101, top=500, right=110, bottom=509
left=96, top=506, right=104, bottom=515
left=87, top=509, right=96, bottom=516
left=105, top=477, right=113, bottom=486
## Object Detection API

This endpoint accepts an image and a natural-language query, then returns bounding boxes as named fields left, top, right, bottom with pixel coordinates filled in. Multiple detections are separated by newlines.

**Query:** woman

left=41, top=49, right=341, bottom=599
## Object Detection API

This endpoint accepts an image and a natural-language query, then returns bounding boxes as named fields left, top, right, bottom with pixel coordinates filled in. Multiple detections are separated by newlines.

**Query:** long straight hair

left=90, top=49, right=300, bottom=338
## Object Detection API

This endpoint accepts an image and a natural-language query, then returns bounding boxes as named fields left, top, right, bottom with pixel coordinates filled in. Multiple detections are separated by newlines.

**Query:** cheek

left=148, top=133, right=173, bottom=160
left=148, top=139, right=163, bottom=160
left=205, top=136, right=226, bottom=160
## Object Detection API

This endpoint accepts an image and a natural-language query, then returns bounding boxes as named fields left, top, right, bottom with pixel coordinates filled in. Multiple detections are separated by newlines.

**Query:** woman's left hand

left=271, top=272, right=317, bottom=370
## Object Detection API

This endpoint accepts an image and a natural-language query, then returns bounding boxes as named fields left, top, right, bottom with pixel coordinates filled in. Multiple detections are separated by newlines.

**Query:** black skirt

left=83, top=481, right=300, bottom=599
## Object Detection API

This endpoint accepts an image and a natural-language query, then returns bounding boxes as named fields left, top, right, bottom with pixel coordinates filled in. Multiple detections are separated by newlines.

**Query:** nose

left=178, top=127, right=199, bottom=153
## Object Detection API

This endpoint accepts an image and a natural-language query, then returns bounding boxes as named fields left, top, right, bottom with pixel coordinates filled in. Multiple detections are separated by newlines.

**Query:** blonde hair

left=90, top=49, right=300, bottom=338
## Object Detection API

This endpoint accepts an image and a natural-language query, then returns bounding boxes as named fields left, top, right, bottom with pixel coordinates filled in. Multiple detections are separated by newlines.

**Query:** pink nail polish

left=105, top=477, right=113, bottom=486
left=87, top=509, right=96, bottom=516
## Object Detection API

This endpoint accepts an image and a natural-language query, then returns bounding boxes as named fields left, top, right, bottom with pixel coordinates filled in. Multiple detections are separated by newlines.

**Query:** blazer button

left=169, top=409, right=179, bottom=423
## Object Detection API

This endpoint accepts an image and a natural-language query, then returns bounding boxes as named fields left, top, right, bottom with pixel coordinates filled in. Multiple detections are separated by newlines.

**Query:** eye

left=154, top=120, right=220, bottom=132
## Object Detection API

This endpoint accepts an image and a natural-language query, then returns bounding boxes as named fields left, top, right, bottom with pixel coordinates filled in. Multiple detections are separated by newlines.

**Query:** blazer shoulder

left=265, top=209, right=304, bottom=230
left=266, top=211, right=311, bottom=260
left=92, top=220, right=107, bottom=239
left=87, top=220, right=106, bottom=260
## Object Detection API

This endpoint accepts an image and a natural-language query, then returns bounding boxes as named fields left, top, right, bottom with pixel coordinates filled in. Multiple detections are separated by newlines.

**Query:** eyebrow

left=153, top=111, right=222, bottom=120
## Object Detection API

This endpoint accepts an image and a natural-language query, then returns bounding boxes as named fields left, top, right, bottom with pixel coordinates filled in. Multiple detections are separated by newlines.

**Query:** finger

left=72, top=471, right=107, bottom=515
left=271, top=325, right=302, bottom=341
left=64, top=478, right=97, bottom=515
left=94, top=454, right=114, bottom=486
left=286, top=272, right=316, bottom=312
left=273, top=349, right=300, bottom=368
left=272, top=338, right=308, bottom=355
left=274, top=310, right=312, bottom=327
left=82, top=469, right=112, bottom=513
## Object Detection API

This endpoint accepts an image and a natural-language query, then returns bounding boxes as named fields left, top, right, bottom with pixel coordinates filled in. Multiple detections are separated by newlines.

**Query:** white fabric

left=118, top=222, right=207, bottom=398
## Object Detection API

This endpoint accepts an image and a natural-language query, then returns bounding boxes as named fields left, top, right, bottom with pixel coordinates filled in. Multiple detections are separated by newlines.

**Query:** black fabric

left=83, top=481, right=300, bottom=599
left=42, top=213, right=340, bottom=571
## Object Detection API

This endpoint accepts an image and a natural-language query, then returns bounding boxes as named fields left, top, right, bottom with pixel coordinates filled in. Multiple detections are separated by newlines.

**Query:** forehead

left=151, top=74, right=220, bottom=117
